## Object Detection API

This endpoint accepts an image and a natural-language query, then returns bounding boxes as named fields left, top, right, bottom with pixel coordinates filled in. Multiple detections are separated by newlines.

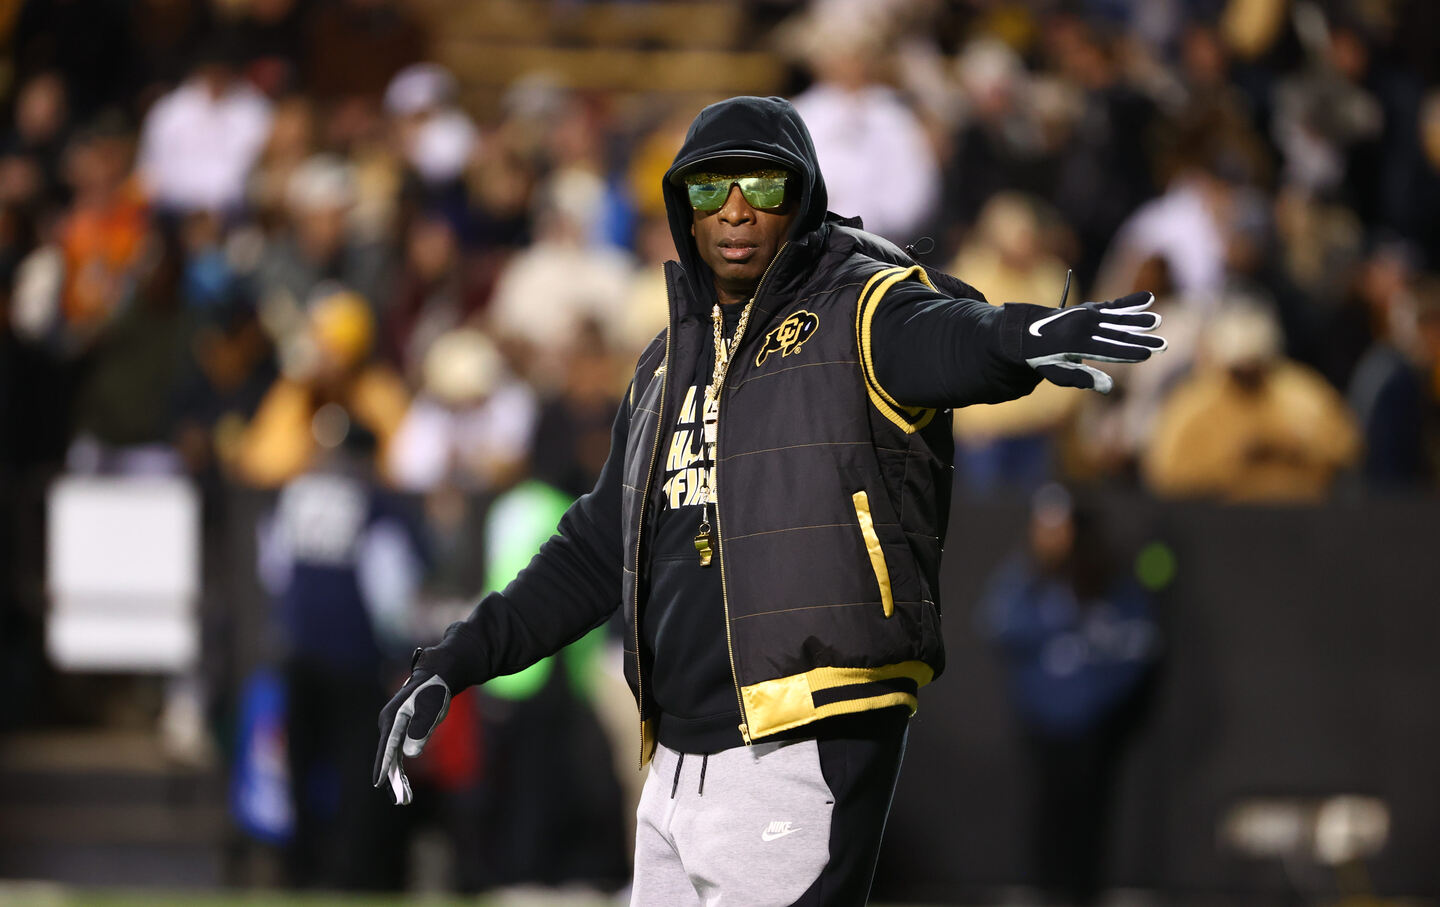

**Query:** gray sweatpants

left=633, top=739, right=832, bottom=905
left=631, top=711, right=908, bottom=906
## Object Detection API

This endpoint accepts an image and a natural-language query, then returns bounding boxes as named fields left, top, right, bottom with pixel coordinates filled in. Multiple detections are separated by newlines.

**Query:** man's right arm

left=414, top=396, right=632, bottom=691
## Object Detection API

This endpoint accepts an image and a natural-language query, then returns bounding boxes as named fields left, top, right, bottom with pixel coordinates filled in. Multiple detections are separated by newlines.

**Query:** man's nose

left=717, top=183, right=755, bottom=223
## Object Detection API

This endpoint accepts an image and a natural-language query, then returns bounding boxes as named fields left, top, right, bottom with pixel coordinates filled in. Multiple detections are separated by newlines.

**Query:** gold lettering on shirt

left=678, top=385, right=698, bottom=424
left=667, top=429, right=694, bottom=472
left=661, top=384, right=714, bottom=512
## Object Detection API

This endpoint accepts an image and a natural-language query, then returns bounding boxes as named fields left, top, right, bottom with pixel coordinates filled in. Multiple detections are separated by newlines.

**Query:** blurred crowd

left=1, top=0, right=1439, bottom=894
left=2, top=0, right=1439, bottom=507
left=0, top=0, right=643, bottom=508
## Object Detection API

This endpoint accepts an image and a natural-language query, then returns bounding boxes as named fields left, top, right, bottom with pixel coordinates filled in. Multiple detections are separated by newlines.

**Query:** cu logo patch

left=755, top=309, right=820, bottom=367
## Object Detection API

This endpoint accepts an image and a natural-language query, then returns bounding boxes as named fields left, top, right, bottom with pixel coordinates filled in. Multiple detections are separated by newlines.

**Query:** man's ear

left=690, top=223, right=696, bottom=236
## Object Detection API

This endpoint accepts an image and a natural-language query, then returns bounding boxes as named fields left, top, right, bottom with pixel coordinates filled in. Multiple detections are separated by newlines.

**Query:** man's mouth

left=718, top=240, right=757, bottom=262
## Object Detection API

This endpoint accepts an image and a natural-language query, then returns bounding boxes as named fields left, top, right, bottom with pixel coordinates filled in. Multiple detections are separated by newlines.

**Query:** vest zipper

left=714, top=242, right=790, bottom=745
left=633, top=268, right=674, bottom=769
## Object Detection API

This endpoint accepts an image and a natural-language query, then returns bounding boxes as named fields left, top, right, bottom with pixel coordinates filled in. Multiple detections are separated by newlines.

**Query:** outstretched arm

left=863, top=268, right=1165, bottom=409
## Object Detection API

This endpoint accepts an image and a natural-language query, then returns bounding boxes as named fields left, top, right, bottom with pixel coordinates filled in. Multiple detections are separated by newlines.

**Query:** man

left=136, top=35, right=272, bottom=216
left=981, top=484, right=1160, bottom=905
left=1145, top=302, right=1356, bottom=501
left=375, top=96, right=1164, bottom=904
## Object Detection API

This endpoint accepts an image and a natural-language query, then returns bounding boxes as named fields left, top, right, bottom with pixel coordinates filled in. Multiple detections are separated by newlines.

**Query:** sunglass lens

left=739, top=177, right=786, bottom=210
left=687, top=181, right=729, bottom=211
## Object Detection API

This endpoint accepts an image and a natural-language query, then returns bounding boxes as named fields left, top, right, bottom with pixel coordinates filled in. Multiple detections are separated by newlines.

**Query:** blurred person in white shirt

left=786, top=0, right=940, bottom=242
left=486, top=168, right=634, bottom=387
left=1094, top=165, right=1234, bottom=305
left=137, top=34, right=273, bottom=216
left=386, top=327, right=537, bottom=493
left=383, top=63, right=480, bottom=190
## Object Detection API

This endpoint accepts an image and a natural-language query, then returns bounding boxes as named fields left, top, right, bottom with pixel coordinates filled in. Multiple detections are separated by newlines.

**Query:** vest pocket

left=851, top=490, right=895, bottom=618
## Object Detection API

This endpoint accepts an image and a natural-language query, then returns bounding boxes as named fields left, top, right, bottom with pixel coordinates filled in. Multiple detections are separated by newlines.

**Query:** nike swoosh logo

left=1028, top=307, right=1082, bottom=337
left=761, top=824, right=800, bottom=842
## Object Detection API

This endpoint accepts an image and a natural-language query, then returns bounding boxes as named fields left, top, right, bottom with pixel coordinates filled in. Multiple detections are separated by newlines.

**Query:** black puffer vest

left=620, top=221, right=973, bottom=754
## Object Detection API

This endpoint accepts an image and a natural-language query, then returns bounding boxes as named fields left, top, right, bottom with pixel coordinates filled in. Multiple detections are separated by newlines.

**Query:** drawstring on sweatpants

left=670, top=752, right=685, bottom=799
left=669, top=751, right=710, bottom=798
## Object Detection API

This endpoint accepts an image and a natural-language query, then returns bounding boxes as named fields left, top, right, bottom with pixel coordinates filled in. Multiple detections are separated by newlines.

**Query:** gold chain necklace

left=705, top=300, right=755, bottom=406
left=694, top=299, right=754, bottom=566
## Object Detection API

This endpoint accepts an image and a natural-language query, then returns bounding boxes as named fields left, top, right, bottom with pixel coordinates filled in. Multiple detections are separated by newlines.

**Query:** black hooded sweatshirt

left=416, top=96, right=1039, bottom=753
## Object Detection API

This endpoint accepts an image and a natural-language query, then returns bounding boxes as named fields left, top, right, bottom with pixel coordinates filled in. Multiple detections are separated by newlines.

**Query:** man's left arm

left=863, top=271, right=1165, bottom=408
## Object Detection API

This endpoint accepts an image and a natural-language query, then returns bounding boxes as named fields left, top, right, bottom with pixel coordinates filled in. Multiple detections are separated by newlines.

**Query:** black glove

left=373, top=665, right=451, bottom=805
left=1016, top=292, right=1166, bottom=394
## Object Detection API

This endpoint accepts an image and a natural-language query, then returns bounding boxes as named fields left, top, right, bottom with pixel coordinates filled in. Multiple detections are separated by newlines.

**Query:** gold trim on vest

left=851, top=491, right=894, bottom=618
left=739, top=660, right=934, bottom=739
left=856, top=265, right=940, bottom=433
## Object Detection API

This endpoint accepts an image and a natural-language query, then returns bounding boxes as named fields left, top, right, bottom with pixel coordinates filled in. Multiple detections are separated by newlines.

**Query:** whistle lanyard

left=694, top=300, right=754, bottom=566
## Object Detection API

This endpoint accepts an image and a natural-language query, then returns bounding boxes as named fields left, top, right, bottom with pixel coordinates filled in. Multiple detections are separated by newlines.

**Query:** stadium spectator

left=1348, top=276, right=1440, bottom=486
left=1167, top=20, right=1273, bottom=193
left=66, top=226, right=190, bottom=476
left=46, top=113, right=149, bottom=341
left=787, top=0, right=940, bottom=242
left=253, top=154, right=393, bottom=327
left=383, top=212, right=490, bottom=378
left=0, top=72, right=71, bottom=213
left=529, top=318, right=628, bottom=500
left=233, top=288, right=409, bottom=488
left=386, top=327, right=537, bottom=493
left=247, top=96, right=320, bottom=232
left=624, top=108, right=692, bottom=225
left=0, top=252, right=68, bottom=473
left=486, top=168, right=635, bottom=386
left=612, top=213, right=674, bottom=360
left=383, top=63, right=480, bottom=192
left=136, top=34, right=273, bottom=216
left=937, top=37, right=1044, bottom=256
left=376, top=93, right=1166, bottom=904
left=3, top=0, right=1440, bottom=898
left=540, top=93, right=633, bottom=249
left=1039, top=12, right=1161, bottom=290
left=463, top=132, right=537, bottom=252
left=1403, top=89, right=1440, bottom=271
left=949, top=193, right=1083, bottom=492
left=1145, top=302, right=1360, bottom=500
left=170, top=296, right=278, bottom=482
left=1092, top=154, right=1238, bottom=306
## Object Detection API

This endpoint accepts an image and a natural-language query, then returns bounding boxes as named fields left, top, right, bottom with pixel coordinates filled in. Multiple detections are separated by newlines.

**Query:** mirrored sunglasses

left=683, top=170, right=789, bottom=212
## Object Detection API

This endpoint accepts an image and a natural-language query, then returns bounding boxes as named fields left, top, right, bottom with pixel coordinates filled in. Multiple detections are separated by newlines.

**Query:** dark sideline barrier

left=873, top=492, right=1440, bottom=903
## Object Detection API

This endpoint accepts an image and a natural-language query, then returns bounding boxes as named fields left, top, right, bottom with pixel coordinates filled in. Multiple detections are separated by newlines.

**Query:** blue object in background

left=230, top=668, right=294, bottom=844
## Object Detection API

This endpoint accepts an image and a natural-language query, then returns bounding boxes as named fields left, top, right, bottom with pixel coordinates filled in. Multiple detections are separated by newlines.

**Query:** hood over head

left=663, top=96, right=829, bottom=309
